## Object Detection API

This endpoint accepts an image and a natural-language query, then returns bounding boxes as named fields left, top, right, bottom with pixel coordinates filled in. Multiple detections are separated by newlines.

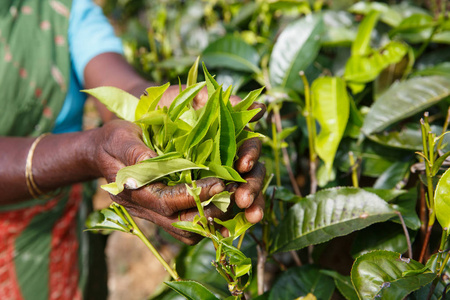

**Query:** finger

left=248, top=102, right=266, bottom=122
left=229, top=95, right=242, bottom=107
left=234, top=162, right=266, bottom=209
left=192, top=87, right=209, bottom=110
left=245, top=192, right=264, bottom=224
left=235, top=137, right=262, bottom=173
left=126, top=177, right=225, bottom=216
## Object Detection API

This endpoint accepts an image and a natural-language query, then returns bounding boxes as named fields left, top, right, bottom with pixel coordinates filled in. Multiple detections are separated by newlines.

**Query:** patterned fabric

left=0, top=1, right=93, bottom=299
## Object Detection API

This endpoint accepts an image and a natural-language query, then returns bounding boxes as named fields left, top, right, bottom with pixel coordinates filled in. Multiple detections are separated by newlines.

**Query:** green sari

left=0, top=1, right=98, bottom=299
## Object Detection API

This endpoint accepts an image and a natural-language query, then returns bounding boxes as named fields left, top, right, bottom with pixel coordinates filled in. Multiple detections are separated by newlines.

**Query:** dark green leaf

left=272, top=188, right=396, bottom=253
left=202, top=35, right=261, bottom=73
left=390, top=14, right=435, bottom=36
left=373, top=161, right=411, bottom=189
left=361, top=76, right=450, bottom=136
left=268, top=265, right=335, bottom=300
left=351, top=250, right=436, bottom=300
left=165, top=281, right=220, bottom=300
left=269, top=14, right=324, bottom=93
left=320, top=270, right=359, bottom=300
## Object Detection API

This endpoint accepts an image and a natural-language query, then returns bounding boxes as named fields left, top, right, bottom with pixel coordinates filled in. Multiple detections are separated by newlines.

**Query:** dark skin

left=0, top=53, right=266, bottom=244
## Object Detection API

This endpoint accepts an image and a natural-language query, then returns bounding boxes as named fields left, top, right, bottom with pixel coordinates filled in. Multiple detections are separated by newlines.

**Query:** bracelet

left=25, top=133, right=50, bottom=199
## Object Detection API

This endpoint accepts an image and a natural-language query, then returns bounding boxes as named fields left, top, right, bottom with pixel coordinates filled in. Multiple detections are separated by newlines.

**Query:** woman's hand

left=93, top=120, right=265, bottom=244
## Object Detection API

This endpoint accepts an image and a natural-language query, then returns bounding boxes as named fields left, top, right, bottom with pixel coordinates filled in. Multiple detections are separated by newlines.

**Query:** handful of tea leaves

left=84, top=63, right=263, bottom=196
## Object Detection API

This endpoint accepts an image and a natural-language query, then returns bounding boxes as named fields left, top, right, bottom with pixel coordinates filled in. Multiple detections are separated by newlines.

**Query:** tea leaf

left=135, top=109, right=167, bottom=125
left=101, top=159, right=208, bottom=195
left=435, top=167, right=450, bottom=230
left=202, top=62, right=220, bottom=97
left=218, top=91, right=236, bottom=167
left=361, top=76, right=450, bottom=136
left=201, top=191, right=231, bottom=213
left=214, top=212, right=254, bottom=240
left=194, top=139, right=214, bottom=165
left=85, top=208, right=128, bottom=233
left=231, top=109, right=261, bottom=137
left=187, top=56, right=200, bottom=87
left=202, top=35, right=261, bottom=73
left=182, top=88, right=220, bottom=154
left=269, top=14, right=324, bottom=93
left=271, top=187, right=396, bottom=253
left=312, top=76, right=349, bottom=179
left=165, top=280, right=220, bottom=300
left=351, top=250, right=436, bottom=300
left=320, top=270, right=359, bottom=300
left=203, top=163, right=246, bottom=182
left=351, top=10, right=380, bottom=56
left=268, top=265, right=335, bottom=300
left=168, top=81, right=206, bottom=122
left=232, top=87, right=264, bottom=112
left=135, top=83, right=170, bottom=120
left=82, top=87, right=139, bottom=122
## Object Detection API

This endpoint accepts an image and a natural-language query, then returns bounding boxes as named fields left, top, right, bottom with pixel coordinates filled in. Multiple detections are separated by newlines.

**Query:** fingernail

left=125, top=178, right=138, bottom=190
left=209, top=182, right=225, bottom=197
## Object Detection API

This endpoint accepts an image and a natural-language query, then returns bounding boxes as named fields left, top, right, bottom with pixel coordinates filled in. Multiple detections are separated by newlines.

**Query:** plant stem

left=300, top=71, right=317, bottom=194
left=349, top=151, right=359, bottom=188
left=271, top=111, right=281, bottom=187
left=273, top=105, right=302, bottom=197
left=118, top=204, right=180, bottom=281
left=256, top=244, right=267, bottom=295
left=396, top=211, right=413, bottom=259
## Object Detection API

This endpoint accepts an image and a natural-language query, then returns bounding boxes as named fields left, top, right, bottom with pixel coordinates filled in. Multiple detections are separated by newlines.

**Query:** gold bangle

left=25, top=133, right=50, bottom=199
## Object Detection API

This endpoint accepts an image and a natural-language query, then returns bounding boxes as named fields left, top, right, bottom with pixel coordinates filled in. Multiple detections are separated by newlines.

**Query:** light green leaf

left=218, top=91, right=236, bottom=167
left=194, top=139, right=214, bottom=166
left=269, top=14, right=324, bottom=93
left=435, top=167, right=450, bottom=230
left=171, top=221, right=212, bottom=239
left=168, top=81, right=206, bottom=122
left=202, top=62, right=220, bottom=97
left=312, top=76, right=349, bottom=179
left=202, top=163, right=246, bottom=183
left=182, top=88, right=220, bottom=154
left=214, top=212, right=254, bottom=240
left=271, top=187, right=396, bottom=253
left=85, top=208, right=128, bottom=233
left=232, top=87, right=264, bottom=112
left=135, top=83, right=170, bottom=120
left=351, top=250, right=436, bottom=300
left=231, top=109, right=261, bottom=137
left=135, top=109, right=167, bottom=126
left=202, top=35, right=261, bottom=73
left=344, top=41, right=408, bottom=84
left=352, top=10, right=380, bottom=56
left=82, top=87, right=139, bottom=122
left=390, top=14, right=435, bottom=36
left=102, top=159, right=208, bottom=195
left=349, top=2, right=403, bottom=27
left=201, top=191, right=231, bottom=213
left=187, top=56, right=200, bottom=87
left=361, top=76, right=450, bottom=136
left=165, top=280, right=220, bottom=300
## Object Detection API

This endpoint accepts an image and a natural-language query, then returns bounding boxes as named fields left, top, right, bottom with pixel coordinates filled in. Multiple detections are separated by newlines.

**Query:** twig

left=256, top=245, right=267, bottom=295
left=396, top=211, right=413, bottom=259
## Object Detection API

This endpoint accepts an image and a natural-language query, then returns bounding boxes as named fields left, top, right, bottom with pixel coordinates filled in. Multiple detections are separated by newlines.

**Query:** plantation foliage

left=93, top=0, right=450, bottom=299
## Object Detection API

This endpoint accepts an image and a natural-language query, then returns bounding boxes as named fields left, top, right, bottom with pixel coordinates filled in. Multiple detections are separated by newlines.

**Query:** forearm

left=0, top=129, right=100, bottom=203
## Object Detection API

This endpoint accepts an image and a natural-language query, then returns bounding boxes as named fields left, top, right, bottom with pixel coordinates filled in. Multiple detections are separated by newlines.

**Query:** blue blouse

left=52, top=0, right=124, bottom=134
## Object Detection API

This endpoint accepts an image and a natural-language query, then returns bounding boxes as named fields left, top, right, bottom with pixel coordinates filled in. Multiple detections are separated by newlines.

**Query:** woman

left=0, top=0, right=265, bottom=299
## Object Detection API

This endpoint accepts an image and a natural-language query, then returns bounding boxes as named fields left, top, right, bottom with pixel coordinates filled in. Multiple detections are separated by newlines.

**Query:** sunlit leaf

left=435, top=167, right=450, bottom=230
left=351, top=10, right=380, bottom=56
left=82, top=87, right=139, bottom=122
left=312, top=76, right=349, bottom=179
left=85, top=207, right=128, bottom=233
left=201, top=191, right=231, bottom=213
left=168, top=81, right=206, bottom=121
left=349, top=2, right=403, bottom=27
left=351, top=250, right=436, bottom=300
left=361, top=76, right=450, bottom=136
left=214, top=212, right=254, bottom=240
left=272, top=188, right=396, bottom=253
left=135, top=83, right=170, bottom=120
left=187, top=56, right=200, bottom=87
left=102, top=159, right=208, bottom=195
